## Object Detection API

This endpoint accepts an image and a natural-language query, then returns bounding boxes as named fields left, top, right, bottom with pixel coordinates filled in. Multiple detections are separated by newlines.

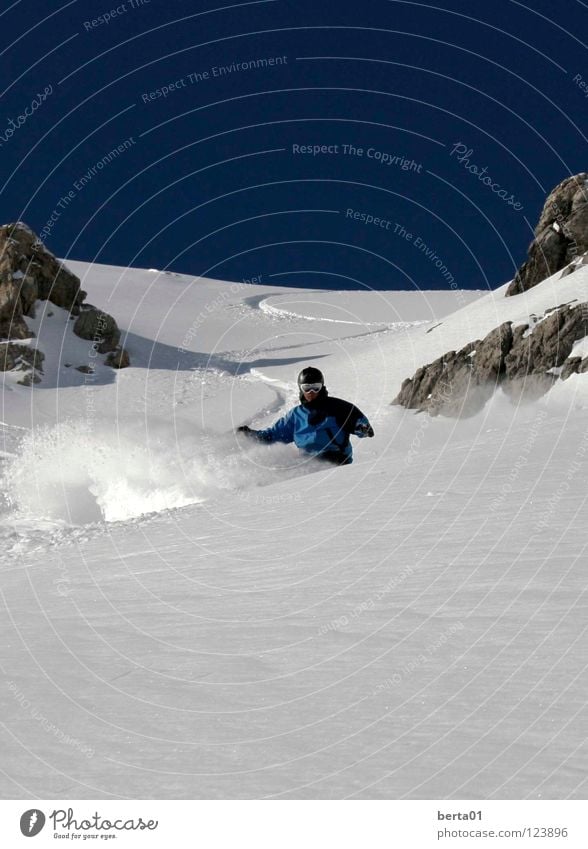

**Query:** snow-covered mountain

left=0, top=258, right=586, bottom=800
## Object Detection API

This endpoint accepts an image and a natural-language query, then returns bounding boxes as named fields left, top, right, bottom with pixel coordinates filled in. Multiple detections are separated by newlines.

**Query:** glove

left=237, top=425, right=254, bottom=435
left=357, top=423, right=374, bottom=438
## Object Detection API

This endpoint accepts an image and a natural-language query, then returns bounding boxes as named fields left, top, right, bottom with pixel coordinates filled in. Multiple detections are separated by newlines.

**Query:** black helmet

left=297, top=366, right=324, bottom=387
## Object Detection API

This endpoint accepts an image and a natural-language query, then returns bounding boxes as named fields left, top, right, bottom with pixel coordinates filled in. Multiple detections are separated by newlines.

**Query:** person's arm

left=238, top=409, right=296, bottom=443
left=330, top=399, right=374, bottom=439
left=348, top=405, right=374, bottom=438
left=353, top=414, right=374, bottom=438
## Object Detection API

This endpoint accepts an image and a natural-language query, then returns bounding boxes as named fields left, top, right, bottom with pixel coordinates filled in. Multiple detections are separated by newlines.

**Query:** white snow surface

left=1, top=261, right=587, bottom=800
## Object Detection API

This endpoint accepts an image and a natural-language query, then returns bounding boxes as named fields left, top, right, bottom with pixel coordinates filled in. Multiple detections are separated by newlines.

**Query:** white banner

left=0, top=800, right=586, bottom=848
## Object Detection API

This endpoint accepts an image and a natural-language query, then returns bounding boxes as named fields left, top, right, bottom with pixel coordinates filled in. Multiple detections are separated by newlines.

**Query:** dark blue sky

left=1, top=0, right=587, bottom=291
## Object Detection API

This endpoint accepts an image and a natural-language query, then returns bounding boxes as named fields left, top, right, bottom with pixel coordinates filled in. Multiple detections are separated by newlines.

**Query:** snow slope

left=0, top=261, right=587, bottom=800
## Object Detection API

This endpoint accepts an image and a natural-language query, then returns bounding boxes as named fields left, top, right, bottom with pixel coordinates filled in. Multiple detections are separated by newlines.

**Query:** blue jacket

left=252, top=388, right=372, bottom=463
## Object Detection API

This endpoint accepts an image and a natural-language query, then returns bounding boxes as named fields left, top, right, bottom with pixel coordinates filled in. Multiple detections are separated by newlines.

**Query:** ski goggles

left=300, top=382, right=323, bottom=393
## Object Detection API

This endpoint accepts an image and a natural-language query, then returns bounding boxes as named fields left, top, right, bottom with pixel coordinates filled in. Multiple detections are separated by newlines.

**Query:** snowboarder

left=237, top=367, right=374, bottom=465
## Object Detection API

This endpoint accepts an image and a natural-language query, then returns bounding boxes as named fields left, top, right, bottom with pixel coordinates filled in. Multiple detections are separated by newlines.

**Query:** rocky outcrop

left=393, top=303, right=588, bottom=416
left=559, top=249, right=588, bottom=280
left=393, top=324, right=511, bottom=418
left=0, top=222, right=130, bottom=381
left=504, top=302, right=587, bottom=374
left=507, top=173, right=588, bottom=296
left=0, top=343, right=44, bottom=384
left=0, top=221, right=85, bottom=338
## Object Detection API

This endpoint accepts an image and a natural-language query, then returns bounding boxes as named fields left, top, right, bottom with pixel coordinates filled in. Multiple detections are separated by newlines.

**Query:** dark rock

left=472, top=322, right=513, bottom=382
left=427, top=354, right=492, bottom=418
left=393, top=355, right=447, bottom=410
left=1, top=223, right=128, bottom=384
left=507, top=173, right=588, bottom=296
left=393, top=302, right=588, bottom=416
left=0, top=313, right=30, bottom=340
left=0, top=342, right=44, bottom=386
left=0, top=344, right=44, bottom=372
left=105, top=347, right=130, bottom=369
left=393, top=323, right=511, bottom=416
left=508, top=229, right=567, bottom=297
left=561, top=358, right=582, bottom=380
left=393, top=345, right=492, bottom=418
left=0, top=222, right=84, bottom=340
left=73, top=308, right=120, bottom=353
left=505, top=304, right=588, bottom=377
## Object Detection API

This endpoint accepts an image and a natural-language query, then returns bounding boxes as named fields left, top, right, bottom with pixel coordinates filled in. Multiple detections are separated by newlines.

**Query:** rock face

left=0, top=221, right=85, bottom=338
left=393, top=303, right=588, bottom=416
left=0, top=222, right=129, bottom=380
left=507, top=173, right=588, bottom=296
